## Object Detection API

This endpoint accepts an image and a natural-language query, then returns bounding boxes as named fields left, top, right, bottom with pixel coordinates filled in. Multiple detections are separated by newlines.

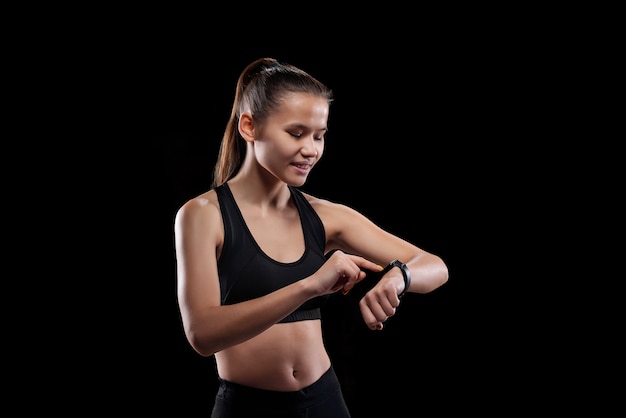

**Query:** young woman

left=174, top=57, right=449, bottom=417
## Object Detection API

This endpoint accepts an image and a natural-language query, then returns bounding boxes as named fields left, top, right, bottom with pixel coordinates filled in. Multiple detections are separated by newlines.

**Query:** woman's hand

left=312, top=250, right=382, bottom=296
left=359, top=272, right=405, bottom=331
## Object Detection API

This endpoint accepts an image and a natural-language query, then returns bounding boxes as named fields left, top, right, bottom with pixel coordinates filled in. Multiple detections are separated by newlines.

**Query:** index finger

left=347, top=255, right=383, bottom=274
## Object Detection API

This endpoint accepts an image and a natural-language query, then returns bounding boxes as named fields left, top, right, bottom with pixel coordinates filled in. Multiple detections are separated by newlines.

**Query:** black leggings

left=210, top=366, right=351, bottom=417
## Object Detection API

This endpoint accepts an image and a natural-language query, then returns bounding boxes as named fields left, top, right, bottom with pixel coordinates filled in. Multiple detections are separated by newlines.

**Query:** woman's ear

left=238, top=112, right=255, bottom=143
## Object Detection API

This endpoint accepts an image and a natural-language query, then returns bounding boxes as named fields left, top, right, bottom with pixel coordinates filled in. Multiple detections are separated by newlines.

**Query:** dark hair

left=212, top=58, right=333, bottom=188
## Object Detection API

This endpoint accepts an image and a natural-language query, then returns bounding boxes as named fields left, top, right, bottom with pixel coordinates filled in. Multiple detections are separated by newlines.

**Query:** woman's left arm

left=311, top=197, right=449, bottom=330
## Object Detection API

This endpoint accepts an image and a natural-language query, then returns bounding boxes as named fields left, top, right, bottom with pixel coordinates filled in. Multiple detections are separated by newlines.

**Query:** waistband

left=216, top=366, right=339, bottom=406
left=278, top=308, right=321, bottom=323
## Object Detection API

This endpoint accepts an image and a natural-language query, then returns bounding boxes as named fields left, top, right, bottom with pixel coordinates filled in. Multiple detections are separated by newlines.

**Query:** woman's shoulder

left=175, top=189, right=221, bottom=226
left=300, top=191, right=361, bottom=220
left=299, top=190, right=332, bottom=208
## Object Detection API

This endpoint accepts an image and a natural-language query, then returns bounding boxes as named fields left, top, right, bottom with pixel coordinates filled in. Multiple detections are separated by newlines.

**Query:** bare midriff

left=214, top=319, right=331, bottom=391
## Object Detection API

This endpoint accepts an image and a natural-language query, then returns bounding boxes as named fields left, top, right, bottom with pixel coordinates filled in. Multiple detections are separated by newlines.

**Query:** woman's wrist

left=381, top=259, right=411, bottom=298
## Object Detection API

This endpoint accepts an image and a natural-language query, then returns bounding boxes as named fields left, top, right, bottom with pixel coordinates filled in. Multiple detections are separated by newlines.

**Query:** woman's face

left=253, top=92, right=329, bottom=186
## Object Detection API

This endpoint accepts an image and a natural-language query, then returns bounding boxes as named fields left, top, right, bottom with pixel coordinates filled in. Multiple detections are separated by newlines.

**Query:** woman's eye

left=288, top=131, right=324, bottom=141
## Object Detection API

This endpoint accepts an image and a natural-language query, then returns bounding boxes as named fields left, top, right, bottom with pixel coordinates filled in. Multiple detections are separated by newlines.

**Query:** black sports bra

left=215, top=183, right=329, bottom=323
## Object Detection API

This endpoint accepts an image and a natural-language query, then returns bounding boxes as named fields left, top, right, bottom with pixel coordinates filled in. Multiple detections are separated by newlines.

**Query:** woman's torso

left=214, top=183, right=331, bottom=391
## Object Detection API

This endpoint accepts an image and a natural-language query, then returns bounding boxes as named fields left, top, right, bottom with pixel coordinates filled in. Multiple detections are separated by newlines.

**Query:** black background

left=17, top=9, right=612, bottom=415
left=69, top=30, right=541, bottom=416
left=134, top=46, right=508, bottom=416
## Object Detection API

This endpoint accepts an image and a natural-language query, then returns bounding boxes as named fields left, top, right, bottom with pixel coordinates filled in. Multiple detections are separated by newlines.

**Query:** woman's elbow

left=435, top=260, right=449, bottom=289
left=420, top=259, right=449, bottom=293
left=185, top=328, right=217, bottom=357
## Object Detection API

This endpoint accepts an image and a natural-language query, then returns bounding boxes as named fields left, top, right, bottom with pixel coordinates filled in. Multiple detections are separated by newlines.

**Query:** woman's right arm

left=174, top=196, right=378, bottom=357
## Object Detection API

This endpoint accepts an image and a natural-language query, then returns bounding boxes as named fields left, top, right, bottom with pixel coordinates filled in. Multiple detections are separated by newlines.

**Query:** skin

left=175, top=92, right=449, bottom=391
